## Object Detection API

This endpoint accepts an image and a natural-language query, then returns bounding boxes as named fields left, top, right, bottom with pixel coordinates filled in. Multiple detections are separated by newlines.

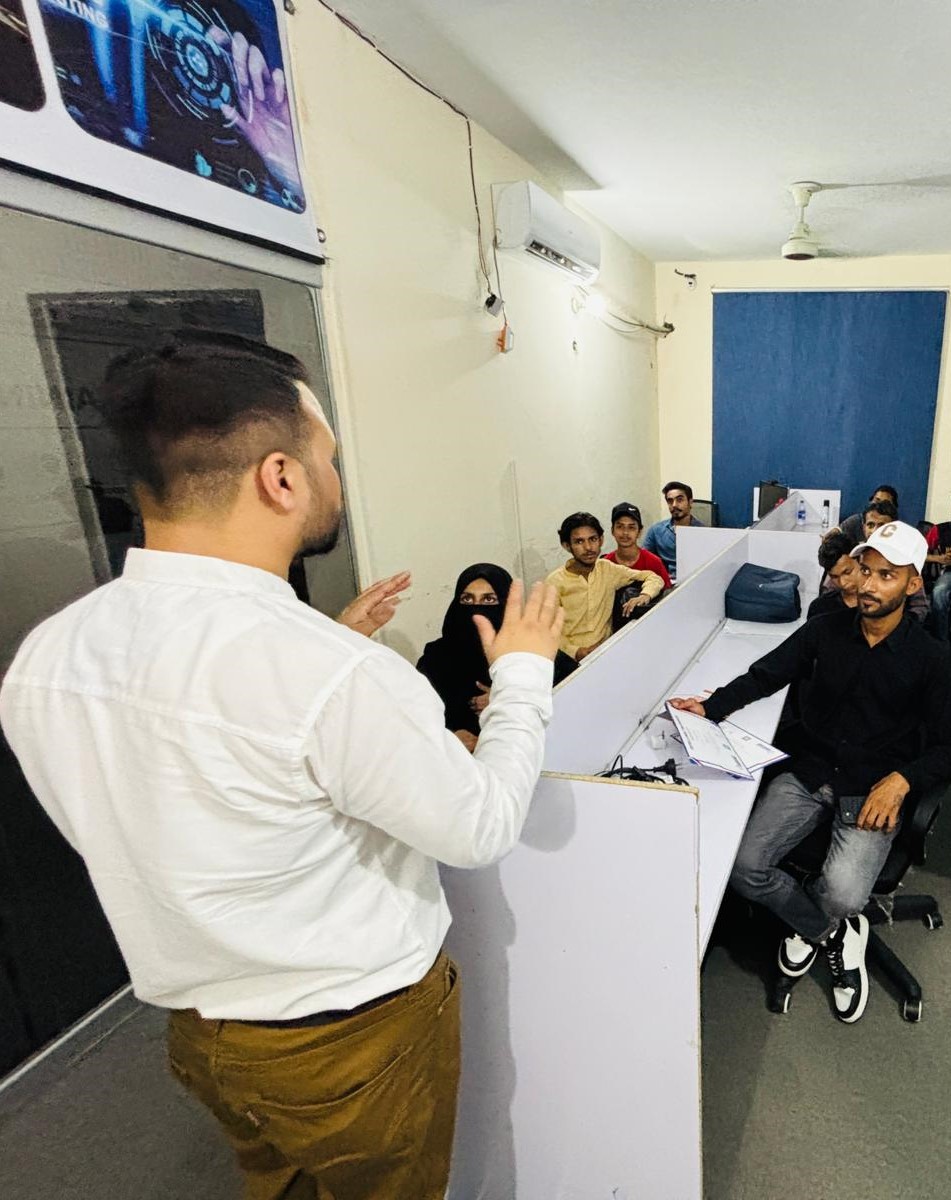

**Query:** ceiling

left=327, top=0, right=951, bottom=262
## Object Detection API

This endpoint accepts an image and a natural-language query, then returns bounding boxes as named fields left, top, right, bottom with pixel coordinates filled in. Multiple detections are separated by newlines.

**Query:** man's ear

left=258, top=451, right=295, bottom=510
left=906, top=570, right=923, bottom=596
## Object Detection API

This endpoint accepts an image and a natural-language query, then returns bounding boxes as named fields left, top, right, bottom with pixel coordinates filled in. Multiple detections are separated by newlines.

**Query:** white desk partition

left=443, top=776, right=701, bottom=1200
left=623, top=619, right=797, bottom=951
left=753, top=486, right=840, bottom=528
left=444, top=526, right=820, bottom=1200
left=677, top=489, right=826, bottom=589
left=676, top=524, right=745, bottom=581
left=542, top=533, right=749, bottom=776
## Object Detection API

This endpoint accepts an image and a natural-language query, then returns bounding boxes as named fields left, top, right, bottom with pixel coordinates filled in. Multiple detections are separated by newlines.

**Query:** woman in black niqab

left=417, top=563, right=576, bottom=739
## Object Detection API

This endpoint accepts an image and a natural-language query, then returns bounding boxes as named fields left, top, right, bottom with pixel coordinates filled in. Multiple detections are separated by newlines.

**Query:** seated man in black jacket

left=672, top=521, right=951, bottom=1024
left=808, top=531, right=860, bottom=620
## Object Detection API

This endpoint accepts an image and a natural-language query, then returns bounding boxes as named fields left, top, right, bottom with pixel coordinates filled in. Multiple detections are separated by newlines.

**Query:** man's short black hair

left=863, top=499, right=898, bottom=522
left=871, top=483, right=899, bottom=508
left=558, top=512, right=604, bottom=544
left=662, top=481, right=693, bottom=502
left=818, top=531, right=854, bottom=572
left=101, top=330, right=311, bottom=514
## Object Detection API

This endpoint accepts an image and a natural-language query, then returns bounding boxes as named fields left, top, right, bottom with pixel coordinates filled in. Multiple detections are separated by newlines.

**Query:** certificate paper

left=665, top=704, right=787, bottom=780
left=721, top=722, right=789, bottom=773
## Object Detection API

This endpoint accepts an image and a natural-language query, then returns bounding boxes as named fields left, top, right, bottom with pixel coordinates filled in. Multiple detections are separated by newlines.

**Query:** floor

left=701, top=817, right=951, bottom=1200
left=0, top=1003, right=238, bottom=1200
left=1, top=821, right=948, bottom=1200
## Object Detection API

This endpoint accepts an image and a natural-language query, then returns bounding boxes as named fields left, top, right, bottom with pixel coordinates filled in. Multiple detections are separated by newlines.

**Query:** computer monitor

left=758, top=482, right=788, bottom=519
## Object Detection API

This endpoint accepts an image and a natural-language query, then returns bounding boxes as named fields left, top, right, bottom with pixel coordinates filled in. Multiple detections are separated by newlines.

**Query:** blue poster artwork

left=38, top=0, right=306, bottom=212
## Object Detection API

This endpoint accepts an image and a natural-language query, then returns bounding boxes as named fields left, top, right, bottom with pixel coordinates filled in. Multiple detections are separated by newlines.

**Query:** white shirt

left=0, top=549, right=553, bottom=1019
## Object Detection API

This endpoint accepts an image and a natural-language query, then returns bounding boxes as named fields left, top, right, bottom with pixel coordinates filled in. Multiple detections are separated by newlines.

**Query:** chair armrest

left=907, top=784, right=945, bottom=865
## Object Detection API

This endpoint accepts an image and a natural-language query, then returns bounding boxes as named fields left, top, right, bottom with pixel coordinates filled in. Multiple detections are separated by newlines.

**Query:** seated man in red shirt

left=602, top=502, right=672, bottom=588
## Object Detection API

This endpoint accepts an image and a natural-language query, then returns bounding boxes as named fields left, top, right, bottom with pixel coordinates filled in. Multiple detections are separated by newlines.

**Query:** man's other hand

left=857, top=771, right=909, bottom=832
left=669, top=696, right=707, bottom=717
left=474, top=580, right=564, bottom=665
left=454, top=730, right=478, bottom=753
left=337, top=571, right=411, bottom=637
left=621, top=594, right=651, bottom=616
left=469, top=682, right=491, bottom=713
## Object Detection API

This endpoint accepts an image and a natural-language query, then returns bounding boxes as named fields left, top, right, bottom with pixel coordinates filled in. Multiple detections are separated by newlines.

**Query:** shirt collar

left=564, top=559, right=602, bottom=578
left=849, top=608, right=913, bottom=652
left=123, top=548, right=297, bottom=600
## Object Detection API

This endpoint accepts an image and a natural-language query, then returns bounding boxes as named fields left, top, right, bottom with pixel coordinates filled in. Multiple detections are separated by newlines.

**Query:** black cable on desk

left=599, top=756, right=690, bottom=788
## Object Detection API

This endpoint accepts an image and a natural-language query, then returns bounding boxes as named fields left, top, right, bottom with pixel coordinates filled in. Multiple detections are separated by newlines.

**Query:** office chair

left=691, top=498, right=719, bottom=527
left=768, top=783, right=945, bottom=1022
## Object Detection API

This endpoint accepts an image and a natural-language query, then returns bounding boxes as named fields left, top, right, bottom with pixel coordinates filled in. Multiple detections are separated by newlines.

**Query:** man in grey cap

left=672, top=521, right=951, bottom=1023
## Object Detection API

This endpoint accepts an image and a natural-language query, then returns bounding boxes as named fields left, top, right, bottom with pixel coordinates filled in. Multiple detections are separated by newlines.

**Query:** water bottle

left=796, top=497, right=807, bottom=527
left=821, top=500, right=830, bottom=530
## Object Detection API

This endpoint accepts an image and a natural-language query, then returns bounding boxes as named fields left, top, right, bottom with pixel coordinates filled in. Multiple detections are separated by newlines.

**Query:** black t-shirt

left=806, top=590, right=847, bottom=621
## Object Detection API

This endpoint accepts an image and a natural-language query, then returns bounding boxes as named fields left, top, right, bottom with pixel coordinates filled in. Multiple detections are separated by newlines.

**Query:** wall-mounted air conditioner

left=493, top=181, right=601, bottom=284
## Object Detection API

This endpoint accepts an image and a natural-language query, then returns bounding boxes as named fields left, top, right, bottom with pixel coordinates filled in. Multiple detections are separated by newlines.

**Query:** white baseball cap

left=850, top=520, right=927, bottom=575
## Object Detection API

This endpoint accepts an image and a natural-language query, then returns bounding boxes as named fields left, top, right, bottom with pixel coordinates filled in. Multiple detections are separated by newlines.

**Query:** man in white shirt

left=0, top=332, right=562, bottom=1200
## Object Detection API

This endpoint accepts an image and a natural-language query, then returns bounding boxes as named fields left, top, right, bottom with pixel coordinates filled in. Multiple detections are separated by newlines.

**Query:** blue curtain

left=712, top=291, right=947, bottom=529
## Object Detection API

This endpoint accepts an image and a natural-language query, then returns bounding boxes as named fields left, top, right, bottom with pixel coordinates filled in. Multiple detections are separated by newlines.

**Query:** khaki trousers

left=167, top=954, right=460, bottom=1200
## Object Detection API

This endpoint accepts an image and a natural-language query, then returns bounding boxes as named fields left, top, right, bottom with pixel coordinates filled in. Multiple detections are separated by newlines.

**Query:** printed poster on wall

left=0, top=0, right=322, bottom=259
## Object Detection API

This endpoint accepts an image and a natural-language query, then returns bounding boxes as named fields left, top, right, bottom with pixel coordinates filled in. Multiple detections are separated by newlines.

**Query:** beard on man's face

left=857, top=590, right=906, bottom=619
left=297, top=508, right=342, bottom=558
left=295, top=455, right=343, bottom=559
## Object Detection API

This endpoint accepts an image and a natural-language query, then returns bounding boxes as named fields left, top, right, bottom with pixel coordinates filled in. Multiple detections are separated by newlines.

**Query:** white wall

left=288, top=5, right=661, bottom=659
left=654, top=257, right=951, bottom=521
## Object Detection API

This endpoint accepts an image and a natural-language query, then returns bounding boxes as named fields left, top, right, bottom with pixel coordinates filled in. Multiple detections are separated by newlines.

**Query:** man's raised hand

left=473, top=580, right=564, bottom=664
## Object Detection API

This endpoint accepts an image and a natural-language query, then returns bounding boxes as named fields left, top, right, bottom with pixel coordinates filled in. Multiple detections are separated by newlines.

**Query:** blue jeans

left=932, top=571, right=951, bottom=641
left=730, top=772, right=898, bottom=943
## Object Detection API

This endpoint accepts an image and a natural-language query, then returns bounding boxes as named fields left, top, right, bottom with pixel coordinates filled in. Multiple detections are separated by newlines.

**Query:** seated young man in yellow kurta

left=546, top=511, right=664, bottom=662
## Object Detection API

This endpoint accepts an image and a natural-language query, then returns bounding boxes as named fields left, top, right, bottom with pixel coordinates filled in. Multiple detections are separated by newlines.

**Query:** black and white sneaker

left=824, top=915, right=870, bottom=1023
left=778, top=931, right=819, bottom=978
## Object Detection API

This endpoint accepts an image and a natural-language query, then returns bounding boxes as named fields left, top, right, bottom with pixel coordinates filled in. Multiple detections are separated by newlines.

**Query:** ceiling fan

left=780, top=174, right=951, bottom=260
left=781, top=181, right=828, bottom=261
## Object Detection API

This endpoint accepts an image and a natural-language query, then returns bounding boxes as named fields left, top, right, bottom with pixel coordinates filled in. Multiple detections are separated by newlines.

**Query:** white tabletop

left=619, top=617, right=803, bottom=954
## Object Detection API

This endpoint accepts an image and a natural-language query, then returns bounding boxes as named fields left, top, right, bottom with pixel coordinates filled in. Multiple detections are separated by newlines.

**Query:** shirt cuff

left=487, top=652, right=555, bottom=715
left=894, top=764, right=922, bottom=795
left=702, top=690, right=731, bottom=723
left=489, top=651, right=555, bottom=684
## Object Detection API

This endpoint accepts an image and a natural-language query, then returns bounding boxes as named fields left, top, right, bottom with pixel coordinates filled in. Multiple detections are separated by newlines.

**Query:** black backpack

left=725, top=563, right=801, bottom=623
